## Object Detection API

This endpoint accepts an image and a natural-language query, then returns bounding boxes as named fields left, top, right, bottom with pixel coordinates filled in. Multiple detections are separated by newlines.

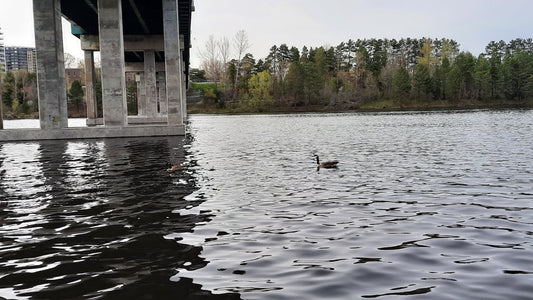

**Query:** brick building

left=65, top=68, right=85, bottom=88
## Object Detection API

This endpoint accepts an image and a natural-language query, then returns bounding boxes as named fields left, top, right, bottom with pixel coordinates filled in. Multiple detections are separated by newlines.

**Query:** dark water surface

left=1, top=110, right=533, bottom=299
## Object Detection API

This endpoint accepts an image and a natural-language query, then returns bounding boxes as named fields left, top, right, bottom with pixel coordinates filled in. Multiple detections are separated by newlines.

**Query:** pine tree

left=1, top=71, right=15, bottom=108
left=68, top=80, right=85, bottom=113
left=393, top=66, right=411, bottom=101
left=413, top=64, right=431, bottom=99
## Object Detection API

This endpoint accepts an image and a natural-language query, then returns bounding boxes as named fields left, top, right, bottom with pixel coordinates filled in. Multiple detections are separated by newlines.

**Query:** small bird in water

left=167, top=163, right=187, bottom=173
left=314, top=155, right=339, bottom=169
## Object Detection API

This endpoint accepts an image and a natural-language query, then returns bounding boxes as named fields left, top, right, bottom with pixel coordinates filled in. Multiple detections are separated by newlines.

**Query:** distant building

left=65, top=68, right=85, bottom=88
left=4, top=46, right=37, bottom=72
left=0, top=28, right=5, bottom=73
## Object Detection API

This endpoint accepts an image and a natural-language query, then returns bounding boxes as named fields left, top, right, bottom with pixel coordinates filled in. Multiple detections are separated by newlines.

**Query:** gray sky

left=2, top=0, right=532, bottom=68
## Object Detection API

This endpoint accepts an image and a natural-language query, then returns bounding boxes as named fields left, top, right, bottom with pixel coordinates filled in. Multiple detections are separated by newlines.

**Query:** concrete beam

left=98, top=0, right=128, bottom=127
left=0, top=125, right=185, bottom=141
left=81, top=34, right=166, bottom=51
left=33, top=0, right=68, bottom=129
left=125, top=62, right=166, bottom=72
left=127, top=116, right=167, bottom=124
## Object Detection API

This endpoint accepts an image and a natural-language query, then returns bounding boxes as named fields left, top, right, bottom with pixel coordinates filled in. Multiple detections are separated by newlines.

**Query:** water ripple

left=2, top=110, right=533, bottom=299
left=179, top=110, right=533, bottom=299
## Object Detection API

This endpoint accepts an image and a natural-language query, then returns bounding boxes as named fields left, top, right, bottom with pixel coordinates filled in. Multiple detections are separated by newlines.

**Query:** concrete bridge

left=0, top=0, right=194, bottom=141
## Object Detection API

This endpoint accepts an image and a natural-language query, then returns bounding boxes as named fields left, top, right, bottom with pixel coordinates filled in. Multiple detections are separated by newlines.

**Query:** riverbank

left=3, top=99, right=531, bottom=120
left=187, top=98, right=533, bottom=114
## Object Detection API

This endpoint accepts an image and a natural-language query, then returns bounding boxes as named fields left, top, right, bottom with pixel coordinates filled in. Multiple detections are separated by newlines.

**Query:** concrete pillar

left=180, top=58, right=187, bottom=121
left=163, top=0, right=184, bottom=125
left=157, top=72, right=168, bottom=115
left=84, top=50, right=98, bottom=126
left=98, top=0, right=127, bottom=127
left=138, top=73, right=146, bottom=115
left=33, top=0, right=68, bottom=129
left=144, top=50, right=157, bottom=117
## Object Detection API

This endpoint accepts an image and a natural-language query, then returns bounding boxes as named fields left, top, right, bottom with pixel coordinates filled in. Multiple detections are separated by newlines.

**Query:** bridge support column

left=33, top=0, right=68, bottom=130
left=98, top=0, right=127, bottom=127
left=84, top=50, right=99, bottom=126
left=180, top=58, right=187, bottom=121
left=157, top=72, right=168, bottom=115
left=138, top=72, right=146, bottom=115
left=144, top=50, right=158, bottom=118
left=163, top=0, right=184, bottom=125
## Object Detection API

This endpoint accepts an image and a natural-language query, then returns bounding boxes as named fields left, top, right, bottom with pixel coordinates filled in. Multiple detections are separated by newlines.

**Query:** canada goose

left=167, top=163, right=187, bottom=173
left=314, top=155, right=338, bottom=169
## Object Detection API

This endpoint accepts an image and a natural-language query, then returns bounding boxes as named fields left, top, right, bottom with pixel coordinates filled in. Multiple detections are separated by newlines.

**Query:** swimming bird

left=167, top=163, right=187, bottom=173
left=314, top=155, right=339, bottom=169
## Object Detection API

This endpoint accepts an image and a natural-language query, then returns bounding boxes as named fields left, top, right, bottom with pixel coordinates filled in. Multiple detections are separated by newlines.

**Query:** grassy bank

left=4, top=98, right=531, bottom=121
left=188, top=98, right=533, bottom=115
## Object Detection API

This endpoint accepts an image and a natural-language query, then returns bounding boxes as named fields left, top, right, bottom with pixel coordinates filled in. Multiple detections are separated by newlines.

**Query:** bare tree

left=233, top=30, right=250, bottom=97
left=64, top=53, right=77, bottom=68
left=199, top=35, right=223, bottom=86
left=218, top=36, right=231, bottom=90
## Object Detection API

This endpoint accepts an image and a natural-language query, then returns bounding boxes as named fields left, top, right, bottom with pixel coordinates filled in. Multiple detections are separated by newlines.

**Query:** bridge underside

left=62, top=0, right=192, bottom=82
left=0, top=0, right=193, bottom=141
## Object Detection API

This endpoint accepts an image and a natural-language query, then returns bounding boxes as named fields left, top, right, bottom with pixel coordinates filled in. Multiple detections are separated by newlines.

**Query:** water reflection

left=0, top=137, right=240, bottom=299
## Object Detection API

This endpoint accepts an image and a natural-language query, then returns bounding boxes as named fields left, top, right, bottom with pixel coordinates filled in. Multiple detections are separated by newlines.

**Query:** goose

left=314, top=155, right=338, bottom=169
left=167, top=163, right=187, bottom=173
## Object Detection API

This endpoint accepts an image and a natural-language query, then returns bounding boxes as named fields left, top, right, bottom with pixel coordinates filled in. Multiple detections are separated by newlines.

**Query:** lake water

left=1, top=110, right=532, bottom=299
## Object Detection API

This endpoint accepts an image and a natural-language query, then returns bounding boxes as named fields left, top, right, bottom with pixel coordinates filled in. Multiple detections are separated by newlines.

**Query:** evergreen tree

left=364, top=39, right=388, bottom=95
left=502, top=50, right=533, bottom=100
left=473, top=55, right=491, bottom=100
left=190, top=68, right=207, bottom=82
left=253, top=59, right=267, bottom=74
left=303, top=61, right=323, bottom=105
left=454, top=52, right=476, bottom=99
left=393, top=66, right=411, bottom=102
left=1, top=71, right=15, bottom=108
left=227, top=61, right=237, bottom=90
left=413, top=64, right=431, bottom=99
left=433, top=57, right=451, bottom=100
left=285, top=61, right=305, bottom=102
left=486, top=43, right=504, bottom=99
left=68, top=80, right=85, bottom=113
left=447, top=66, right=462, bottom=102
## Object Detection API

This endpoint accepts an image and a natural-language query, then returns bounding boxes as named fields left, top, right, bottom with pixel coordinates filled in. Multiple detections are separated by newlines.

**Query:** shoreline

left=187, top=99, right=533, bottom=115
left=2, top=100, right=532, bottom=120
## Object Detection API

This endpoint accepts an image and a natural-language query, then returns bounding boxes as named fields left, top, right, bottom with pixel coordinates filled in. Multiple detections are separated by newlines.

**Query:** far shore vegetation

left=191, top=35, right=533, bottom=114
left=2, top=36, right=533, bottom=120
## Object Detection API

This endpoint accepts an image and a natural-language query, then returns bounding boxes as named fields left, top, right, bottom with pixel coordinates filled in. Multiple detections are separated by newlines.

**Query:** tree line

left=0, top=69, right=92, bottom=118
left=194, top=36, right=533, bottom=110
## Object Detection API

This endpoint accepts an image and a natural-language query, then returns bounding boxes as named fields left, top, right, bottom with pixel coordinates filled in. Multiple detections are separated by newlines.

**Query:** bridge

left=0, top=0, right=194, bottom=141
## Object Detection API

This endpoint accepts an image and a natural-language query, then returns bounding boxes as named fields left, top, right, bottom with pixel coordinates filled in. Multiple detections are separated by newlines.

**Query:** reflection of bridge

left=0, top=0, right=194, bottom=141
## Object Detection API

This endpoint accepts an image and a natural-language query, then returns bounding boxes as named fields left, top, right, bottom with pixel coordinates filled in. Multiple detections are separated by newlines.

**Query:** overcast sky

left=1, top=0, right=532, bottom=68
